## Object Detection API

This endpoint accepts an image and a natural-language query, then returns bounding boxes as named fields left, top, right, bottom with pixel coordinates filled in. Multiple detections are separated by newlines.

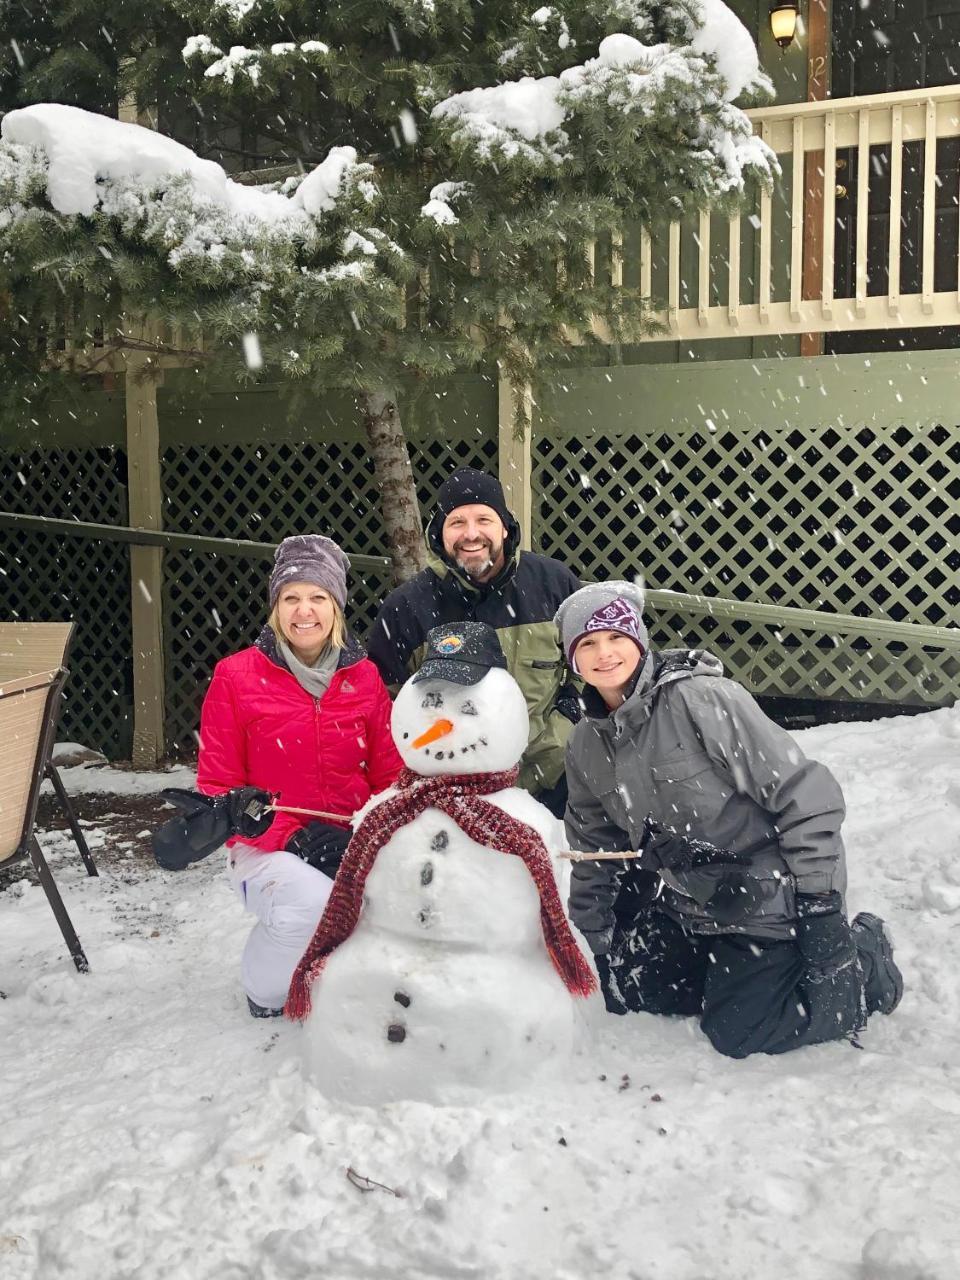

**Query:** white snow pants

left=227, top=846, right=333, bottom=1011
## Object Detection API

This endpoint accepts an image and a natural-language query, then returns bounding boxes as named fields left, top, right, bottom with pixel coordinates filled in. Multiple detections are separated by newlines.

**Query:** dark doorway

left=827, top=0, right=960, bottom=355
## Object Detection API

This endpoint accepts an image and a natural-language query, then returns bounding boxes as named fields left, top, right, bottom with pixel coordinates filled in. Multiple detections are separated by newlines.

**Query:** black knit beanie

left=435, top=468, right=512, bottom=526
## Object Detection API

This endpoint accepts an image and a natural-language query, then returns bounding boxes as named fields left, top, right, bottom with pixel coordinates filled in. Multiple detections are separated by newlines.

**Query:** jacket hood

left=583, top=647, right=725, bottom=726
left=255, top=624, right=367, bottom=673
left=424, top=501, right=523, bottom=595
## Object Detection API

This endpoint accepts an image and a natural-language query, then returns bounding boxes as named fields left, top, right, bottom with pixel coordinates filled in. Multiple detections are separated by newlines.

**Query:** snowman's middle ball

left=392, top=666, right=530, bottom=776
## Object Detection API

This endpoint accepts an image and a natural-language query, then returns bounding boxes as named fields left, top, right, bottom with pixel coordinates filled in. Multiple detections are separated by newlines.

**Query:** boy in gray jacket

left=556, top=581, right=902, bottom=1059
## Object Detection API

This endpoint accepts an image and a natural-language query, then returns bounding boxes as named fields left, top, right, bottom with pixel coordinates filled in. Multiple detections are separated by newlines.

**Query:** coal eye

left=421, top=690, right=444, bottom=709
left=460, top=700, right=478, bottom=715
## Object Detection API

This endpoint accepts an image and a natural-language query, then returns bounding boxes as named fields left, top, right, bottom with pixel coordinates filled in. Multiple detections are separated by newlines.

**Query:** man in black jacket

left=367, top=467, right=580, bottom=815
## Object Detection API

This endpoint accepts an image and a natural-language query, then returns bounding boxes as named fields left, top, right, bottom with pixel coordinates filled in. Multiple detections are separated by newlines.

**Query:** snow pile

left=2, top=705, right=959, bottom=1277
left=39, top=760, right=196, bottom=797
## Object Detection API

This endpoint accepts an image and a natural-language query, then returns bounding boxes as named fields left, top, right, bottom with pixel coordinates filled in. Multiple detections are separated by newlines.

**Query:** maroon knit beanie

left=269, top=535, right=350, bottom=610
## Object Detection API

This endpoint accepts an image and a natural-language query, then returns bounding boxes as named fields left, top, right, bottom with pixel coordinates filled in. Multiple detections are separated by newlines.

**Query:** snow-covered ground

left=2, top=708, right=958, bottom=1280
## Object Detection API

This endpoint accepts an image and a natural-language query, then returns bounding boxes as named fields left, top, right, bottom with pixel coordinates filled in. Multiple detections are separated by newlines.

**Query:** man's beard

left=454, top=538, right=501, bottom=580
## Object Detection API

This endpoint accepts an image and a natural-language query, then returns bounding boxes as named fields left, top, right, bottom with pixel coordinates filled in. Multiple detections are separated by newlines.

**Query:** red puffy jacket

left=196, top=628, right=402, bottom=853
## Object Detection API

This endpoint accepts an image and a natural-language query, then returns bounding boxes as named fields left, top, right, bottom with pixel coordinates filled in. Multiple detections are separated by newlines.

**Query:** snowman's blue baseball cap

left=413, top=621, right=508, bottom=687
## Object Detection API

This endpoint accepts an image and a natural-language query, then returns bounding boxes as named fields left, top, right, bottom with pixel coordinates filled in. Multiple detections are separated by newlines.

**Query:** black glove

left=638, top=817, right=768, bottom=925
left=577, top=926, right=628, bottom=1015
left=222, top=786, right=274, bottom=839
left=285, top=821, right=351, bottom=876
left=616, top=866, right=660, bottom=916
left=152, top=787, right=272, bottom=872
left=704, top=871, right=765, bottom=926
left=533, top=774, right=568, bottom=820
left=795, top=891, right=856, bottom=981
left=554, top=687, right=584, bottom=725
left=581, top=926, right=614, bottom=957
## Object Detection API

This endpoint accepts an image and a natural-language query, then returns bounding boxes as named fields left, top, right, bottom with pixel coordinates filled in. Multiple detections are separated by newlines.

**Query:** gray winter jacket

left=564, top=649, right=847, bottom=944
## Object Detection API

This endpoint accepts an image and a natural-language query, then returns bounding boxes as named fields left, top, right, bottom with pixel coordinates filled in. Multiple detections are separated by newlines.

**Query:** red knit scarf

left=284, top=766, right=596, bottom=1019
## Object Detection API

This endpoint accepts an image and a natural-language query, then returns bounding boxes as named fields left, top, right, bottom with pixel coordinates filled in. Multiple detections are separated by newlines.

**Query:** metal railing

left=0, top=511, right=391, bottom=574
left=5, top=510, right=958, bottom=654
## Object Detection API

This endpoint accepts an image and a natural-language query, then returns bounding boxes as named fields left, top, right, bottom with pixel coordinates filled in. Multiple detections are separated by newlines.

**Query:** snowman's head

left=393, top=667, right=530, bottom=776
left=391, top=623, right=529, bottom=775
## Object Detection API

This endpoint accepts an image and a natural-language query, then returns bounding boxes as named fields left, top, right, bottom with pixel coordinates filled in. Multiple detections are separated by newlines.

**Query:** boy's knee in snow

left=701, top=1023, right=754, bottom=1059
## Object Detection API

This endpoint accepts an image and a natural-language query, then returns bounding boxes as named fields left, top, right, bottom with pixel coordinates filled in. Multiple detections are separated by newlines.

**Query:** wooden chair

left=0, top=621, right=98, bottom=973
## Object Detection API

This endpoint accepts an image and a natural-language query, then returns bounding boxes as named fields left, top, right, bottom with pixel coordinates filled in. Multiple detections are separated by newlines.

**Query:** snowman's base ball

left=301, top=931, right=576, bottom=1105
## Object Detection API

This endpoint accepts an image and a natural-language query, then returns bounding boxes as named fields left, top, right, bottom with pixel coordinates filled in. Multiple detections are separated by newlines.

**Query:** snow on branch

left=0, top=104, right=385, bottom=280
left=421, top=181, right=473, bottom=226
left=432, top=76, right=569, bottom=166
left=687, top=0, right=773, bottom=102
left=183, top=36, right=331, bottom=86
left=212, top=0, right=261, bottom=21
left=431, top=29, right=776, bottom=191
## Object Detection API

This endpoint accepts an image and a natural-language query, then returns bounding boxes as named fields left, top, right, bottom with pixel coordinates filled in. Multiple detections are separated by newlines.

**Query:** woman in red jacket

left=197, top=534, right=403, bottom=1017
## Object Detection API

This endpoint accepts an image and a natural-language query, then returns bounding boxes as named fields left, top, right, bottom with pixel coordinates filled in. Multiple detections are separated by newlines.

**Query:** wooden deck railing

left=597, top=83, right=960, bottom=343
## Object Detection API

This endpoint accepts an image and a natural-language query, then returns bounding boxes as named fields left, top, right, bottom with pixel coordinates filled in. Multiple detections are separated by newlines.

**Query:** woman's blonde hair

left=269, top=593, right=346, bottom=651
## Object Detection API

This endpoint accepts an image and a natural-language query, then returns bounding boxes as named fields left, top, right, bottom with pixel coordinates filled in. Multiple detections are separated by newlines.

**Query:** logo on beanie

left=585, top=597, right=646, bottom=648
left=435, top=634, right=465, bottom=655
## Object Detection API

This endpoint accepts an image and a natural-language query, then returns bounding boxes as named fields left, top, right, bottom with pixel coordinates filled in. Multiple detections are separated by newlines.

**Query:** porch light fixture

left=769, top=0, right=800, bottom=50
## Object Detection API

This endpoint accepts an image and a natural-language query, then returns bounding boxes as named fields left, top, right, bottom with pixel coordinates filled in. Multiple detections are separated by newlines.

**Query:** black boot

left=247, top=995, right=284, bottom=1019
left=851, top=913, right=903, bottom=1016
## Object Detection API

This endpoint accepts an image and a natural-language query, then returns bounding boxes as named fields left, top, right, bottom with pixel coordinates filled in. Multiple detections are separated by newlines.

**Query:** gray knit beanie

left=268, top=534, right=350, bottom=611
left=554, top=581, right=649, bottom=669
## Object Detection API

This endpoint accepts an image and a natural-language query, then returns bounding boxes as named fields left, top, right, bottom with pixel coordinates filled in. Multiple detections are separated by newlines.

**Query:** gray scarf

left=278, top=636, right=341, bottom=700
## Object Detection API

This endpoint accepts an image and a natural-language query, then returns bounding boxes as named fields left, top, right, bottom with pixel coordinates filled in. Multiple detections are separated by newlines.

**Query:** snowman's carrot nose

left=412, top=718, right=454, bottom=749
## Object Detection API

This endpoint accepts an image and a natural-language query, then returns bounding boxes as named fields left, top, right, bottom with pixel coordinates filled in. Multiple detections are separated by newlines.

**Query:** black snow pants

left=608, top=909, right=866, bottom=1059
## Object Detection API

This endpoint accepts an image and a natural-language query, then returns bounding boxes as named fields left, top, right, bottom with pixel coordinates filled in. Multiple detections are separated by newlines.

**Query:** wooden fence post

left=497, top=371, right=533, bottom=549
left=800, top=0, right=830, bottom=357
left=118, top=71, right=164, bottom=766
left=125, top=350, right=165, bottom=767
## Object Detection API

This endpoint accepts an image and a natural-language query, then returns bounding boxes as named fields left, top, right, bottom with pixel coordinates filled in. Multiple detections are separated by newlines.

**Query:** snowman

left=285, top=621, right=598, bottom=1105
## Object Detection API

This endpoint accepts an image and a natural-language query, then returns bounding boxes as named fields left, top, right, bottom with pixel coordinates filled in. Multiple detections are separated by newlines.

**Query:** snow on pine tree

left=0, top=1, right=776, bottom=579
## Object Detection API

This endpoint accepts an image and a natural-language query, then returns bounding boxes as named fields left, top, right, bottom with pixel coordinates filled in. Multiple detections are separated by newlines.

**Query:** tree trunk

left=360, top=388, right=427, bottom=585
